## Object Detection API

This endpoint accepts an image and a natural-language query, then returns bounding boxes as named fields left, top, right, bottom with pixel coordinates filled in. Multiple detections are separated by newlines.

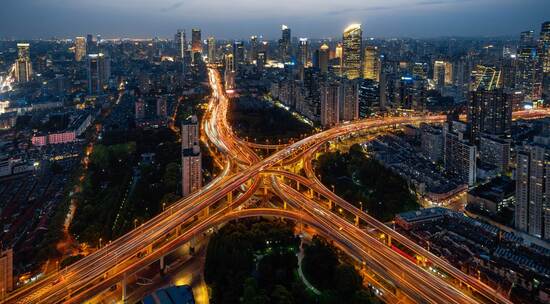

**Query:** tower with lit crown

left=342, top=24, right=362, bottom=80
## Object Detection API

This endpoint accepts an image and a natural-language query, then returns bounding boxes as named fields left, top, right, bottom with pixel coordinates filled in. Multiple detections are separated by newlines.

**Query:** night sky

left=1, top=0, right=549, bottom=39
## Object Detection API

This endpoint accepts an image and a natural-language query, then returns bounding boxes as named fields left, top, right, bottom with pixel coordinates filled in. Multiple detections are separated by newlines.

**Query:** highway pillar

left=354, top=215, right=360, bottom=226
left=297, top=181, right=300, bottom=191
left=283, top=201, right=287, bottom=210
left=160, top=256, right=166, bottom=274
left=121, top=273, right=127, bottom=303
left=146, top=244, right=153, bottom=255
left=176, top=225, right=181, bottom=236
left=227, top=192, right=233, bottom=204
left=328, top=200, right=333, bottom=210
left=309, top=189, right=314, bottom=198
left=387, top=235, right=392, bottom=247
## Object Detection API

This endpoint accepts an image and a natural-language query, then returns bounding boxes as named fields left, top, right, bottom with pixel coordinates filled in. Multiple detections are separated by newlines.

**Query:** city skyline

left=1, top=0, right=549, bottom=39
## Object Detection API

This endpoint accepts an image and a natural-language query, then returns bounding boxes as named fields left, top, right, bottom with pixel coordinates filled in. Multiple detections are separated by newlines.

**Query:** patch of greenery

left=315, top=144, right=419, bottom=222
left=229, top=97, right=314, bottom=142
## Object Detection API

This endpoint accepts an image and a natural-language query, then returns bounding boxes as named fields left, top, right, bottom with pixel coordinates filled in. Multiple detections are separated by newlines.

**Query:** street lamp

left=359, top=201, right=363, bottom=212
left=134, top=219, right=138, bottom=229
left=163, top=202, right=166, bottom=212
left=99, top=238, right=102, bottom=249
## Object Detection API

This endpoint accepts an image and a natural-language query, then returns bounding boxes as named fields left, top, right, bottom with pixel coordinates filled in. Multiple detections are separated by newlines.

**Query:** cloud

left=160, top=1, right=185, bottom=12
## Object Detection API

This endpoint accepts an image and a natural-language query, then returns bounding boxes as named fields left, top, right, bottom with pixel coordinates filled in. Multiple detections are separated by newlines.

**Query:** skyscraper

left=298, top=38, right=309, bottom=67
left=249, top=35, right=259, bottom=63
left=157, top=97, right=168, bottom=119
left=516, top=47, right=541, bottom=100
left=233, top=41, right=245, bottom=64
left=540, top=21, right=550, bottom=73
left=363, top=46, right=380, bottom=81
left=319, top=44, right=330, bottom=74
left=207, top=36, right=216, bottom=63
left=433, top=60, right=453, bottom=86
left=86, top=34, right=96, bottom=54
left=515, top=136, right=550, bottom=240
left=224, top=54, right=236, bottom=90
left=520, top=30, right=535, bottom=48
left=279, top=25, right=291, bottom=63
left=15, top=43, right=32, bottom=83
left=191, top=28, right=202, bottom=55
left=342, top=24, right=362, bottom=80
left=74, top=37, right=87, bottom=62
left=87, top=53, right=110, bottom=95
left=181, top=116, right=202, bottom=197
left=175, top=29, right=187, bottom=60
left=320, top=81, right=340, bottom=127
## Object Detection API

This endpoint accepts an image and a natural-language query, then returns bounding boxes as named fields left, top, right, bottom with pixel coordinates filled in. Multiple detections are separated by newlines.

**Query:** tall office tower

left=74, top=37, right=87, bottom=62
left=397, top=76, right=426, bottom=111
left=341, top=24, right=362, bottom=80
left=540, top=21, right=550, bottom=73
left=224, top=54, right=236, bottom=90
left=135, top=98, right=146, bottom=120
left=319, top=44, right=330, bottom=74
left=191, top=28, right=202, bottom=55
left=207, top=36, right=216, bottom=63
left=412, top=62, right=428, bottom=79
left=181, top=116, right=201, bottom=197
left=340, top=79, right=359, bottom=122
left=320, top=81, right=340, bottom=127
left=359, top=79, right=380, bottom=117
left=467, top=88, right=512, bottom=143
left=335, top=43, right=343, bottom=60
left=516, top=47, right=541, bottom=100
left=86, top=34, right=96, bottom=54
left=363, top=46, right=380, bottom=81
left=520, top=30, right=535, bottom=48
left=279, top=25, right=291, bottom=62
left=156, top=97, right=168, bottom=119
left=256, top=52, right=266, bottom=70
left=233, top=41, right=245, bottom=64
left=443, top=122, right=477, bottom=186
left=515, top=136, right=550, bottom=240
left=298, top=38, right=309, bottom=66
left=175, top=29, right=187, bottom=60
left=15, top=43, right=32, bottom=83
left=433, top=60, right=453, bottom=88
left=87, top=53, right=110, bottom=95
left=249, top=35, right=259, bottom=63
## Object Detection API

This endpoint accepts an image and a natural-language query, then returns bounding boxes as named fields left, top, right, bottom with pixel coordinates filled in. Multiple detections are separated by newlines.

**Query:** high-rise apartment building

left=15, top=43, right=32, bottom=83
left=443, top=122, right=477, bottom=186
left=74, top=37, right=87, bottom=62
left=340, top=79, right=359, bottom=122
left=156, top=97, right=168, bottom=119
left=363, top=46, right=380, bottom=81
left=320, top=81, right=340, bottom=127
left=515, top=136, right=550, bottom=240
left=181, top=116, right=201, bottom=197
left=467, top=88, right=512, bottom=143
left=342, top=24, right=362, bottom=80
left=433, top=60, right=453, bottom=88
left=135, top=98, right=146, bottom=120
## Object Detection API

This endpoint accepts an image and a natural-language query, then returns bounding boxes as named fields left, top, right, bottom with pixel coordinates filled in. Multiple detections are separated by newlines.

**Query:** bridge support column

left=176, top=225, right=181, bottom=236
left=387, top=235, right=392, bottom=247
left=309, top=189, right=314, bottom=198
left=283, top=201, right=287, bottom=210
left=227, top=192, right=233, bottom=204
left=297, top=181, right=300, bottom=191
left=146, top=244, right=153, bottom=255
left=354, top=215, right=360, bottom=226
left=121, top=273, right=127, bottom=303
left=328, top=200, right=333, bottom=210
left=160, top=256, right=166, bottom=274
